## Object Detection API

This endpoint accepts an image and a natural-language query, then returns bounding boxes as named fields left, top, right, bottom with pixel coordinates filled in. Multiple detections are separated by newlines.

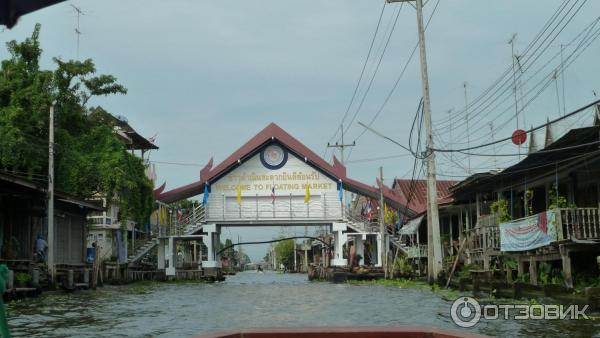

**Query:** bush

left=459, top=263, right=481, bottom=279
left=394, top=256, right=412, bottom=275
left=15, top=272, right=31, bottom=285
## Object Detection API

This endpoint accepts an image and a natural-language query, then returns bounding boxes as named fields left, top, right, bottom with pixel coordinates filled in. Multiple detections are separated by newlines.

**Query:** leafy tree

left=223, top=238, right=234, bottom=258
left=0, top=24, right=152, bottom=226
left=273, top=238, right=295, bottom=268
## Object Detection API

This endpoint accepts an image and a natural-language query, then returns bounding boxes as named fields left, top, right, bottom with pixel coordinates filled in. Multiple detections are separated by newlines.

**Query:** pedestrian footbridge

left=152, top=123, right=415, bottom=277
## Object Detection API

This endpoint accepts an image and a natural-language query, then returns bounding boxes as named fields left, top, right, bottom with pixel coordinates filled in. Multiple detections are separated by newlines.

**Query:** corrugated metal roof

left=392, top=179, right=459, bottom=214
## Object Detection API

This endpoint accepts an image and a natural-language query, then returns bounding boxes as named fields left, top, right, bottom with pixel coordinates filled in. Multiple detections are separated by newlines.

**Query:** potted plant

left=15, top=272, right=31, bottom=288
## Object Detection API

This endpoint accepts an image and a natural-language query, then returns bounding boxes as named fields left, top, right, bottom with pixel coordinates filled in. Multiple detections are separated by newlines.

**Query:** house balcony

left=88, top=216, right=113, bottom=227
left=556, top=207, right=600, bottom=241
left=464, top=214, right=501, bottom=254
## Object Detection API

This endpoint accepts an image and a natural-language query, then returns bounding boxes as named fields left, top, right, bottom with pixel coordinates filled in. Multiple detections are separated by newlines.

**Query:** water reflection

left=7, top=271, right=600, bottom=337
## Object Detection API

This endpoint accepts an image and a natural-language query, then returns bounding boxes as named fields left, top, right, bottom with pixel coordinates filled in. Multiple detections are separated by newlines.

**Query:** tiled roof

left=156, top=123, right=416, bottom=216
left=392, top=179, right=459, bottom=215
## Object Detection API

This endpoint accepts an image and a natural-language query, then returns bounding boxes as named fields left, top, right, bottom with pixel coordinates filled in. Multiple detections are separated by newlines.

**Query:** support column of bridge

left=355, top=234, right=365, bottom=266
left=166, top=236, right=176, bottom=277
left=202, top=223, right=222, bottom=278
left=157, top=239, right=165, bottom=270
left=332, top=222, right=348, bottom=267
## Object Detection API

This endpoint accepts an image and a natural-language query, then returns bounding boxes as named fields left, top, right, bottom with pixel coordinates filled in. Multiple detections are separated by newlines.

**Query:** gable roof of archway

left=155, top=123, right=416, bottom=217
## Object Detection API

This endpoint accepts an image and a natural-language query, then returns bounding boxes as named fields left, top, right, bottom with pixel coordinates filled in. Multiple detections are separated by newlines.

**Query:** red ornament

left=512, top=129, right=527, bottom=145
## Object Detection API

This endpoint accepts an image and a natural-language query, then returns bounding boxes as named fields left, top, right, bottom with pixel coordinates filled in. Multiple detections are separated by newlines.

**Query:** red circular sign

left=512, top=129, right=527, bottom=145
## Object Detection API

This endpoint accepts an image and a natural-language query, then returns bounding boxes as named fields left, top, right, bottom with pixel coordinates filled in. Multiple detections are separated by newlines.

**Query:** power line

left=346, top=153, right=412, bottom=164
left=351, top=0, right=441, bottom=146
left=434, top=0, right=589, bottom=141
left=437, top=14, right=600, bottom=146
left=433, top=0, right=579, bottom=128
left=325, top=0, right=388, bottom=149
left=434, top=99, right=600, bottom=153
left=342, top=3, right=404, bottom=137
left=438, top=1, right=590, bottom=136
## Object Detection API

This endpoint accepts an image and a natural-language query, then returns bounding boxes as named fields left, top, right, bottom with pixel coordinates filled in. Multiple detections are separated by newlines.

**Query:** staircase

left=344, top=209, right=412, bottom=258
left=344, top=210, right=376, bottom=233
left=389, top=236, right=410, bottom=256
left=128, top=238, right=158, bottom=265
left=181, top=204, right=206, bottom=235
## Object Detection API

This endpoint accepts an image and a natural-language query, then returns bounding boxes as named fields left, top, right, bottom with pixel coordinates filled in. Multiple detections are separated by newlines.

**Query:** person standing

left=35, top=234, right=48, bottom=262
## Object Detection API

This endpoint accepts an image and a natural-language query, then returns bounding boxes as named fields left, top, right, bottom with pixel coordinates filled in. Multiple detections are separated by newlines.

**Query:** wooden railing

left=556, top=208, right=600, bottom=241
left=406, top=245, right=428, bottom=258
left=464, top=214, right=500, bottom=253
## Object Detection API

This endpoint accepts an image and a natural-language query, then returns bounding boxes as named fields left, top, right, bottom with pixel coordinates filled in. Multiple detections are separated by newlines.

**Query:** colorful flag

left=202, top=183, right=209, bottom=206
left=177, top=208, right=183, bottom=223
left=271, top=186, right=276, bottom=204
left=159, top=206, right=165, bottom=225
left=236, top=184, right=242, bottom=205
left=304, top=184, right=311, bottom=204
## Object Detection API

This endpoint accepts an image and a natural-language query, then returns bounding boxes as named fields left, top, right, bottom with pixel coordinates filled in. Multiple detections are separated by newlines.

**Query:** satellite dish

left=512, top=129, right=527, bottom=145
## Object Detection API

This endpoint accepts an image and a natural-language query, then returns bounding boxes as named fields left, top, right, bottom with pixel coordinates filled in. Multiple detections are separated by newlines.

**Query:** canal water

left=6, top=271, right=600, bottom=337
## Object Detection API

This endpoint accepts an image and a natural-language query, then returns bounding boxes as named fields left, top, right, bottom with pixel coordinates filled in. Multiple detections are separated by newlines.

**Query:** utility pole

left=489, top=122, right=497, bottom=168
left=70, top=4, right=84, bottom=59
left=379, top=166, right=386, bottom=279
left=448, top=109, right=453, bottom=166
left=48, top=102, right=56, bottom=285
left=559, top=44, right=569, bottom=116
left=463, top=82, right=470, bottom=174
left=327, top=124, right=356, bottom=164
left=387, top=0, right=443, bottom=282
left=508, top=33, right=521, bottom=160
left=327, top=124, right=355, bottom=209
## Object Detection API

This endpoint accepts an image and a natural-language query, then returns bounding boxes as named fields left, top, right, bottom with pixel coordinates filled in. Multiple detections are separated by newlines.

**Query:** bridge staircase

left=179, top=204, right=206, bottom=236
left=344, top=210, right=410, bottom=256
left=128, top=204, right=207, bottom=266
left=128, top=238, right=158, bottom=266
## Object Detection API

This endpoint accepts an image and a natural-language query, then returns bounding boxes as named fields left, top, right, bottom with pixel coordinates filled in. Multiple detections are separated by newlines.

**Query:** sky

left=2, top=0, right=600, bottom=261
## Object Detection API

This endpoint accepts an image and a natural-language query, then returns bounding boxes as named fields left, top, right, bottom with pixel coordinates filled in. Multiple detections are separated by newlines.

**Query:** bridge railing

left=205, top=192, right=343, bottom=222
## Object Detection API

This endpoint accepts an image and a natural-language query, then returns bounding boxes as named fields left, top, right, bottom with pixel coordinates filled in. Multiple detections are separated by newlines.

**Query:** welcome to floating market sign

left=212, top=145, right=337, bottom=196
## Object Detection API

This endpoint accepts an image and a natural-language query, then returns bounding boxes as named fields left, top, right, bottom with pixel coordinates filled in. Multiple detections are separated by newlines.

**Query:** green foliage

left=490, top=199, right=511, bottom=222
left=459, top=263, right=481, bottom=279
left=574, top=273, right=600, bottom=292
left=538, top=262, right=552, bottom=285
left=443, top=254, right=456, bottom=274
left=548, top=184, right=576, bottom=209
left=15, top=272, right=31, bottom=284
left=517, top=272, right=530, bottom=283
left=524, top=189, right=534, bottom=216
left=394, top=256, right=412, bottom=275
left=1, top=237, right=20, bottom=259
left=273, top=238, right=295, bottom=268
left=537, top=262, right=564, bottom=285
left=222, top=239, right=234, bottom=258
left=0, top=25, right=152, bottom=226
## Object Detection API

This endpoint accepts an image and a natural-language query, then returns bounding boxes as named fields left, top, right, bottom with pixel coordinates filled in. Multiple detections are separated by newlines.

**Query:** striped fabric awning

left=399, top=215, right=424, bottom=235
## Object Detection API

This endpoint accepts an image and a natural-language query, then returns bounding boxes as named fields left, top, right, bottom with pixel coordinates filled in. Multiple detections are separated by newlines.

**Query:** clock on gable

left=260, top=144, right=288, bottom=170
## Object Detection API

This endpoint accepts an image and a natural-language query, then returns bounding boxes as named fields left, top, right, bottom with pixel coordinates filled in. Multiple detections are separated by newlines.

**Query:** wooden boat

left=197, top=326, right=488, bottom=338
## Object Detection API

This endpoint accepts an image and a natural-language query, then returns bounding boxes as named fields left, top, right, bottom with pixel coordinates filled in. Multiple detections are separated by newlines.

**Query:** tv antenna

left=70, top=4, right=85, bottom=59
